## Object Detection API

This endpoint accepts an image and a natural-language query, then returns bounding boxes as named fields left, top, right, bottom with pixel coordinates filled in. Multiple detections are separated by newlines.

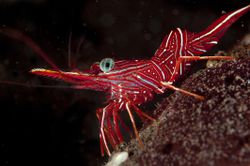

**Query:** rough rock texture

left=115, top=44, right=250, bottom=166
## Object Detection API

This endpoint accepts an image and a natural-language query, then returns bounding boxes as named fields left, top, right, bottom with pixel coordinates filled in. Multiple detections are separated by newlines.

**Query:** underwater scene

left=0, top=0, right=250, bottom=166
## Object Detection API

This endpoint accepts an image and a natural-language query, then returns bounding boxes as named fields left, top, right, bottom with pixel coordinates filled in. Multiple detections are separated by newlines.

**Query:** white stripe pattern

left=101, top=63, right=149, bottom=75
left=136, top=74, right=163, bottom=93
left=177, top=28, right=184, bottom=75
left=151, top=60, right=166, bottom=80
left=192, top=5, right=250, bottom=42
left=165, top=30, right=173, bottom=48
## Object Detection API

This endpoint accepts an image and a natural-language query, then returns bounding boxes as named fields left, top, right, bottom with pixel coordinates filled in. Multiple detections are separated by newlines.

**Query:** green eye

left=99, top=58, right=115, bottom=73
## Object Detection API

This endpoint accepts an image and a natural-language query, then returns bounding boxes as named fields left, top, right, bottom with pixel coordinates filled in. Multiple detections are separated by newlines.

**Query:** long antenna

left=0, top=28, right=61, bottom=71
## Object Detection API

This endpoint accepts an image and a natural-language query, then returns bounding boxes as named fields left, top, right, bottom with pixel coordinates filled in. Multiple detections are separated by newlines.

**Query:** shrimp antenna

left=0, top=27, right=61, bottom=71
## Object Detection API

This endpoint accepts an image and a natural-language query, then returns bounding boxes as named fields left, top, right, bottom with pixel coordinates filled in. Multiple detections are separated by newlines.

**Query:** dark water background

left=0, top=0, right=249, bottom=165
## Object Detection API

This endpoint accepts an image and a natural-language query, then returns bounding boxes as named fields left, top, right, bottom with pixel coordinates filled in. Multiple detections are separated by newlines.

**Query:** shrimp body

left=1, top=4, right=250, bottom=156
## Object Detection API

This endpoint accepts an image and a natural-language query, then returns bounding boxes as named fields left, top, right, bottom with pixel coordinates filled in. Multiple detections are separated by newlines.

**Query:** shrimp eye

left=99, top=58, right=115, bottom=73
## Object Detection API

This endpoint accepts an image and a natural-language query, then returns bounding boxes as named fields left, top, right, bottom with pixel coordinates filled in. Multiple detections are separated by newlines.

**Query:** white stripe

left=154, top=49, right=158, bottom=55
left=165, top=30, right=173, bottom=48
left=31, top=68, right=48, bottom=72
left=140, top=72, right=159, bottom=83
left=164, top=64, right=173, bottom=75
left=151, top=60, right=166, bottom=80
left=177, top=28, right=184, bottom=75
left=193, top=47, right=207, bottom=52
left=187, top=50, right=195, bottom=56
left=136, top=75, right=163, bottom=93
left=207, top=41, right=218, bottom=44
left=177, top=28, right=184, bottom=57
left=100, top=105, right=110, bottom=155
left=31, top=68, right=91, bottom=76
left=127, top=77, right=151, bottom=90
left=174, top=32, right=178, bottom=59
left=157, top=49, right=166, bottom=57
left=66, top=71, right=90, bottom=76
left=192, top=5, right=250, bottom=42
left=100, top=63, right=149, bottom=75
left=159, top=52, right=174, bottom=65
left=119, top=102, right=124, bottom=109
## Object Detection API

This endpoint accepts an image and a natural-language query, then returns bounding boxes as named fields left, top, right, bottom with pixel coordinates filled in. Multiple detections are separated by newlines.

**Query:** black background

left=0, top=0, right=249, bottom=165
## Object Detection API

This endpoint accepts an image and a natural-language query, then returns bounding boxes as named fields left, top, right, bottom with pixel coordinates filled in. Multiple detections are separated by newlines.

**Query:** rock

left=118, top=44, right=250, bottom=166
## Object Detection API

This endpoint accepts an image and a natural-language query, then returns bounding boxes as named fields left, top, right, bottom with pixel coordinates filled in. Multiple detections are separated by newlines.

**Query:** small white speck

left=170, top=61, right=173, bottom=64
